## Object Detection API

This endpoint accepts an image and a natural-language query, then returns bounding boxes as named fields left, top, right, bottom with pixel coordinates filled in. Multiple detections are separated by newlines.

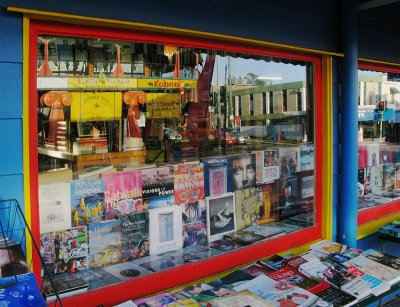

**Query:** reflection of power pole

left=228, top=56, right=233, bottom=129
left=216, top=55, right=222, bottom=151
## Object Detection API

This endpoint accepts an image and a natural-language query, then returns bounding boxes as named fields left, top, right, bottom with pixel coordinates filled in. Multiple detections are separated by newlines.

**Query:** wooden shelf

left=75, top=150, right=146, bottom=170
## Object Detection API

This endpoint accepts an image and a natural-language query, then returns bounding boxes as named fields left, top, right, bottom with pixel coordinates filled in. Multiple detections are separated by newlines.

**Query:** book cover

left=263, top=149, right=280, bottom=183
left=201, top=156, right=232, bottom=197
left=279, top=146, right=300, bottom=178
left=300, top=143, right=314, bottom=171
left=145, top=195, right=175, bottom=209
left=358, top=144, right=367, bottom=168
left=340, top=272, right=390, bottom=299
left=278, top=175, right=299, bottom=220
left=361, top=248, right=400, bottom=270
left=230, top=153, right=257, bottom=190
left=42, top=271, right=89, bottom=301
left=102, top=170, right=143, bottom=220
left=40, top=232, right=56, bottom=274
left=88, top=220, right=122, bottom=267
left=310, top=240, right=347, bottom=255
left=383, top=163, right=395, bottom=190
left=173, top=161, right=205, bottom=205
left=102, top=261, right=152, bottom=281
left=253, top=150, right=265, bottom=184
left=364, top=166, right=376, bottom=195
left=206, top=193, right=236, bottom=243
left=234, top=187, right=259, bottom=230
left=39, top=182, right=72, bottom=234
left=298, top=259, right=328, bottom=279
left=54, top=226, right=89, bottom=273
left=257, top=183, right=279, bottom=223
left=207, top=289, right=272, bottom=307
left=233, top=274, right=319, bottom=307
left=70, top=179, right=105, bottom=227
left=133, top=292, right=181, bottom=306
left=120, top=211, right=149, bottom=261
left=374, top=164, right=385, bottom=190
left=284, top=255, right=309, bottom=270
left=241, top=263, right=275, bottom=277
left=0, top=272, right=46, bottom=306
left=358, top=168, right=365, bottom=197
left=380, top=144, right=393, bottom=164
left=183, top=201, right=207, bottom=248
left=344, top=255, right=400, bottom=285
left=141, top=165, right=174, bottom=199
left=366, top=143, right=379, bottom=167
left=149, top=205, right=183, bottom=255
left=267, top=265, right=309, bottom=287
left=259, top=254, right=286, bottom=271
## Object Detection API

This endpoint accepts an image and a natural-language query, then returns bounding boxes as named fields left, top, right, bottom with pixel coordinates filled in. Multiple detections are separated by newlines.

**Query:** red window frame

left=29, top=20, right=324, bottom=306
left=357, top=61, right=400, bottom=225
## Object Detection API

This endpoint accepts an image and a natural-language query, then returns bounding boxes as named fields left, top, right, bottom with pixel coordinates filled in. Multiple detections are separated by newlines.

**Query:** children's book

left=39, top=182, right=72, bottom=233
left=70, top=179, right=105, bottom=227
left=233, top=274, right=319, bottom=307
left=310, top=240, right=347, bottom=255
left=141, top=165, right=174, bottom=199
left=207, top=289, right=272, bottom=307
left=361, top=248, right=400, bottom=270
left=201, top=156, right=232, bottom=197
left=88, top=219, right=122, bottom=267
left=174, top=161, right=205, bottom=205
left=120, top=211, right=149, bottom=261
left=54, top=225, right=89, bottom=273
left=102, top=170, right=143, bottom=219
left=234, top=187, right=259, bottom=230
left=149, top=205, right=183, bottom=255
left=344, top=254, right=400, bottom=285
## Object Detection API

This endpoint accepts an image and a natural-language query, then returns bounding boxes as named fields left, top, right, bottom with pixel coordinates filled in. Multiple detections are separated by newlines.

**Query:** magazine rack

left=0, top=199, right=62, bottom=305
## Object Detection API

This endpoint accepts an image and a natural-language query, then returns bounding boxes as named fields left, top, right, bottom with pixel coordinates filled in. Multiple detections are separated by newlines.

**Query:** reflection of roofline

left=232, top=81, right=305, bottom=95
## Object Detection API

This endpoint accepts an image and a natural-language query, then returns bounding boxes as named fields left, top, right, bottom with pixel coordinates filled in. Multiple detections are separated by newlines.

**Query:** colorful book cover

left=88, top=220, right=122, bottom=267
left=149, top=205, right=183, bottom=255
left=54, top=226, right=89, bottom=273
left=267, top=265, right=309, bottom=287
left=310, top=240, right=347, bottom=255
left=145, top=195, right=175, bottom=209
left=234, top=187, right=259, bottom=230
left=102, top=170, right=143, bottom=219
left=133, top=292, right=181, bottom=306
left=300, top=143, right=314, bottom=171
left=201, top=156, right=232, bottom=197
left=40, top=232, right=55, bottom=274
left=141, top=166, right=174, bottom=199
left=120, top=211, right=149, bottom=261
left=361, top=249, right=400, bottom=270
left=70, top=179, right=104, bottom=227
left=263, top=149, right=280, bottom=183
left=279, top=146, right=300, bottom=178
left=358, top=168, right=365, bottom=197
left=230, top=153, right=257, bottom=190
left=257, top=182, right=279, bottom=223
left=233, top=274, right=319, bottom=307
left=39, top=182, right=72, bottom=234
left=0, top=273, right=47, bottom=306
left=173, top=161, right=205, bottom=204
left=206, top=192, right=236, bottom=243
left=182, top=200, right=207, bottom=247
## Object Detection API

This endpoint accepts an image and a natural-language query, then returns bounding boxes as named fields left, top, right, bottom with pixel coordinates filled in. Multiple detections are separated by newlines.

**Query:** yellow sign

left=71, top=92, right=122, bottom=121
left=68, top=77, right=137, bottom=90
left=147, top=93, right=181, bottom=118
left=137, top=79, right=196, bottom=89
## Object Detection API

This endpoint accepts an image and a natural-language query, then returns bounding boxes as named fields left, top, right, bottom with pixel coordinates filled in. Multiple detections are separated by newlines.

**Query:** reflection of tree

left=245, top=73, right=267, bottom=86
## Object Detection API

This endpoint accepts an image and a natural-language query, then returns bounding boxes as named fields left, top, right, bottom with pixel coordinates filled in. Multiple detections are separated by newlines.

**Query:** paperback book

left=361, top=248, right=400, bottom=270
left=88, top=219, right=122, bottom=267
left=102, top=170, right=143, bottom=219
left=141, top=165, right=174, bottom=199
left=174, top=161, right=205, bottom=205
left=70, top=179, right=105, bottom=227
left=201, top=156, right=232, bottom=196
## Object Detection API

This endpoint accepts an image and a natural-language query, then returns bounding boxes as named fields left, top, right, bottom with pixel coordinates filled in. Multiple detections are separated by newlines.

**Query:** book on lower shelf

left=361, top=248, right=400, bottom=270
left=42, top=272, right=89, bottom=302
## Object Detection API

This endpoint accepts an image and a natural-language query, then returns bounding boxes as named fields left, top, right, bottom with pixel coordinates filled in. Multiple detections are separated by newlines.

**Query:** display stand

left=0, top=199, right=62, bottom=305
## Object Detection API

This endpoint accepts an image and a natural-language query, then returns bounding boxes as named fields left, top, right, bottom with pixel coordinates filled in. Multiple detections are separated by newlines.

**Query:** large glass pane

left=36, top=35, right=316, bottom=294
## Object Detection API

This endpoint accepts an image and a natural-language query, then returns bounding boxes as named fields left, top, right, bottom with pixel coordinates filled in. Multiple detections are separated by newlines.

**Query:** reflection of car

left=163, top=128, right=182, bottom=142
left=225, top=132, right=237, bottom=145
left=225, top=131, right=250, bottom=145
left=237, top=135, right=251, bottom=144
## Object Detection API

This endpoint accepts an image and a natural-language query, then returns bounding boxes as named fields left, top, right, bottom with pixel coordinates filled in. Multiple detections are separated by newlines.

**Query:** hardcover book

left=120, top=211, right=149, bottom=261
left=233, top=274, right=319, bottom=307
left=39, top=182, right=72, bottom=234
left=54, top=226, right=89, bottom=273
left=141, top=165, right=174, bottom=199
left=201, top=156, right=232, bottom=196
left=230, top=153, right=257, bottom=190
left=149, top=205, right=183, bottom=255
left=279, top=146, right=300, bottom=178
left=206, top=193, right=236, bottom=243
left=88, top=220, right=122, bottom=267
left=173, top=161, right=205, bottom=205
left=234, top=187, right=259, bottom=230
left=102, top=170, right=143, bottom=219
left=70, top=179, right=105, bottom=227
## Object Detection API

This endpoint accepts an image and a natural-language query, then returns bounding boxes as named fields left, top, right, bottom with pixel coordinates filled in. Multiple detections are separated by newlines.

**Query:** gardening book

left=173, top=161, right=205, bottom=204
left=201, top=156, right=232, bottom=196
left=102, top=170, right=143, bottom=219
left=70, top=179, right=105, bottom=227
left=141, top=165, right=174, bottom=199
left=88, top=219, right=122, bottom=267
left=39, top=182, right=71, bottom=234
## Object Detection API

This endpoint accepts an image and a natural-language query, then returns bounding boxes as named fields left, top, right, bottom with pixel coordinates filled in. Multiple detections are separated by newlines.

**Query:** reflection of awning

left=390, top=87, right=400, bottom=94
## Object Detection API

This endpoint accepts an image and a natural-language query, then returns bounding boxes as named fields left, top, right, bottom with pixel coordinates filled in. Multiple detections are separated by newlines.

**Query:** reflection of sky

left=210, top=55, right=306, bottom=85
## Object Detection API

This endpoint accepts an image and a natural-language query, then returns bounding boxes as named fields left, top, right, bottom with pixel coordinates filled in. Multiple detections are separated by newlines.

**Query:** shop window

left=31, top=24, right=320, bottom=303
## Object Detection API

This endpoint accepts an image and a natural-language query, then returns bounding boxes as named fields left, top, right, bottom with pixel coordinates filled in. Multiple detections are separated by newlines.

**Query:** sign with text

left=147, top=93, right=181, bottom=118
